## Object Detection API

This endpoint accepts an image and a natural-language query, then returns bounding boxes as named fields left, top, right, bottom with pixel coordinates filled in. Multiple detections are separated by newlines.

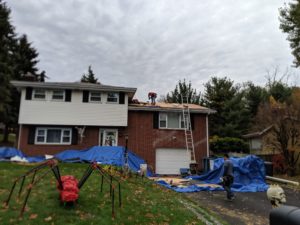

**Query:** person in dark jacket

left=222, top=153, right=235, bottom=200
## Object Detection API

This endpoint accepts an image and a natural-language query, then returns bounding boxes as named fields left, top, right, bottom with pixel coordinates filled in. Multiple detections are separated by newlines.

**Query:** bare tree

left=255, top=92, right=300, bottom=176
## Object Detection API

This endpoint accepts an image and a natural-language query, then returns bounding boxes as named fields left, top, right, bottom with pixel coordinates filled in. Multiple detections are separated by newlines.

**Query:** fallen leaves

left=29, top=213, right=38, bottom=219
left=44, top=216, right=52, bottom=222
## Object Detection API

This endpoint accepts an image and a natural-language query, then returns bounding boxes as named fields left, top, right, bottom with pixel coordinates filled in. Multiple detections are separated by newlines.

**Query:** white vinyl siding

left=156, top=148, right=191, bottom=174
left=159, top=112, right=184, bottom=129
left=35, top=127, right=71, bottom=145
left=19, top=89, right=128, bottom=126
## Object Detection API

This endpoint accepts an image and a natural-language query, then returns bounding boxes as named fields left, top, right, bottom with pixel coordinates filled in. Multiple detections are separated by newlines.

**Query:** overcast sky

left=7, top=0, right=298, bottom=100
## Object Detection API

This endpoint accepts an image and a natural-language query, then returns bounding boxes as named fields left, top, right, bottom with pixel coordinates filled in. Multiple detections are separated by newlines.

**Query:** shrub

left=210, top=136, right=249, bottom=154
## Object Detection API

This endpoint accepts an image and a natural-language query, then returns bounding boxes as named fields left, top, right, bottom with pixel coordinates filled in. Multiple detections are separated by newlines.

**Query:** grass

left=0, top=162, right=216, bottom=225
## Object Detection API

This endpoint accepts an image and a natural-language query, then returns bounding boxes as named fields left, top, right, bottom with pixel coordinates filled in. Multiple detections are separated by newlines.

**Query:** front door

left=99, top=129, right=118, bottom=146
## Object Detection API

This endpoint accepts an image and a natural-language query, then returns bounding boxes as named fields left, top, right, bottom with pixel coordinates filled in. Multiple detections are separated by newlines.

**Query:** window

left=107, top=92, right=119, bottom=103
left=159, top=113, right=167, bottom=128
left=52, top=90, right=65, bottom=101
left=100, top=129, right=118, bottom=146
left=90, top=91, right=101, bottom=102
left=159, top=112, right=185, bottom=129
left=33, top=89, right=46, bottom=100
left=35, top=128, right=72, bottom=144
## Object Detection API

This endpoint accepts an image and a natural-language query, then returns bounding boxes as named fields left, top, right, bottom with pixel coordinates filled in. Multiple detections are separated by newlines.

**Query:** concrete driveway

left=185, top=186, right=300, bottom=225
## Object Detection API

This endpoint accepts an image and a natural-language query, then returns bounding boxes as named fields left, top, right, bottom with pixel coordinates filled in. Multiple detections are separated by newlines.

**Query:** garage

left=156, top=148, right=191, bottom=174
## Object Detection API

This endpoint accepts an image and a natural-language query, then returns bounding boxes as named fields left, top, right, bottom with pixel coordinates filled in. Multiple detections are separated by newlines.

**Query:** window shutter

left=190, top=114, right=195, bottom=130
left=65, top=89, right=72, bottom=102
left=25, top=87, right=33, bottom=100
left=153, top=112, right=159, bottom=129
left=28, top=126, right=36, bottom=144
left=72, top=127, right=78, bottom=145
left=82, top=91, right=89, bottom=102
left=119, top=92, right=125, bottom=104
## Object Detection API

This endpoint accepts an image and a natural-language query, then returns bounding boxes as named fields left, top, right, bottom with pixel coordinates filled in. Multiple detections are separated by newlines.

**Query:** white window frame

left=89, top=91, right=101, bottom=102
left=159, top=112, right=185, bottom=130
left=51, top=90, right=65, bottom=101
left=35, top=127, right=72, bottom=145
left=107, top=92, right=119, bottom=103
left=32, top=89, right=46, bottom=100
left=159, top=113, right=167, bottom=128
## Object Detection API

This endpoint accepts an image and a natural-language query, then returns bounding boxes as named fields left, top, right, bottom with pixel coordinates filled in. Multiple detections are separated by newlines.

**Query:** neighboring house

left=11, top=81, right=214, bottom=174
left=242, top=126, right=280, bottom=156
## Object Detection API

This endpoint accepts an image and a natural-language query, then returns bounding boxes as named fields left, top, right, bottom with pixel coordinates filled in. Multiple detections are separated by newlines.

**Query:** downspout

left=206, top=114, right=209, bottom=157
left=18, top=124, right=22, bottom=150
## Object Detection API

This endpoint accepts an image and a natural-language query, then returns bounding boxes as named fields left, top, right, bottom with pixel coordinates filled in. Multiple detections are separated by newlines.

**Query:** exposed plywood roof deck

left=129, top=101, right=215, bottom=114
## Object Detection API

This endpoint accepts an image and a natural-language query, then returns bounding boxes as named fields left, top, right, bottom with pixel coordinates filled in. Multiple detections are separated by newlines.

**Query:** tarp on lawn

left=158, top=155, right=269, bottom=193
left=0, top=147, right=25, bottom=159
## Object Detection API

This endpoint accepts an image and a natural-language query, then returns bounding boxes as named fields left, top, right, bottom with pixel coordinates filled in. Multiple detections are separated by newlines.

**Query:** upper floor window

left=52, top=90, right=65, bottom=101
left=33, top=89, right=46, bottom=100
left=90, top=91, right=101, bottom=102
left=107, top=92, right=119, bottom=103
left=159, top=112, right=185, bottom=129
left=35, top=127, right=72, bottom=145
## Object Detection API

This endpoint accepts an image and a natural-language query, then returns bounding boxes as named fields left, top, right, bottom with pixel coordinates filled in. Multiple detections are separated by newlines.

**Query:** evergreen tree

left=0, top=1, right=42, bottom=143
left=14, top=34, right=39, bottom=80
left=165, top=79, right=201, bottom=104
left=279, top=1, right=300, bottom=67
left=202, top=77, right=250, bottom=137
left=81, top=65, right=99, bottom=83
left=0, top=0, right=17, bottom=142
left=242, top=82, right=268, bottom=119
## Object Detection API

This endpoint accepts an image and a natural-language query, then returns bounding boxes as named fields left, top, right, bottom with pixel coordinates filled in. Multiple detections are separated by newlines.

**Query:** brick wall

left=19, top=111, right=209, bottom=172
left=124, top=111, right=208, bottom=171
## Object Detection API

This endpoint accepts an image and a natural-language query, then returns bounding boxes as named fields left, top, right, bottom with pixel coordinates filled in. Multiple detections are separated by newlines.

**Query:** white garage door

left=156, top=148, right=191, bottom=174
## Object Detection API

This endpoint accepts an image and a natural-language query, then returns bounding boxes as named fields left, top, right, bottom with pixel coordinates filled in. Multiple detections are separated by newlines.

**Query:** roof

left=10, top=81, right=137, bottom=98
left=242, top=126, right=273, bottom=138
left=128, top=101, right=215, bottom=114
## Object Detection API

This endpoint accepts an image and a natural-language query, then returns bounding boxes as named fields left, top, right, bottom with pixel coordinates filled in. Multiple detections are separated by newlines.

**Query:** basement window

left=35, top=128, right=72, bottom=145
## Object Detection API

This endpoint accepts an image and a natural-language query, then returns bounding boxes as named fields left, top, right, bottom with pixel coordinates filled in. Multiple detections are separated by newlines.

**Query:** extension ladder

left=181, top=95, right=196, bottom=163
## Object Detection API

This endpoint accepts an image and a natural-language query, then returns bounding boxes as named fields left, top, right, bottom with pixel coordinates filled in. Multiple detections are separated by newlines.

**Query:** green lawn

left=0, top=162, right=218, bottom=225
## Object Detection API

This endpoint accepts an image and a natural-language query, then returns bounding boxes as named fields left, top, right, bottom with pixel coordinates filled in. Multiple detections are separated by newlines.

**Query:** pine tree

left=202, top=77, right=251, bottom=137
left=0, top=0, right=17, bottom=142
left=81, top=65, right=99, bottom=84
left=0, top=1, right=42, bottom=143
left=13, top=34, right=39, bottom=80
left=165, top=79, right=201, bottom=104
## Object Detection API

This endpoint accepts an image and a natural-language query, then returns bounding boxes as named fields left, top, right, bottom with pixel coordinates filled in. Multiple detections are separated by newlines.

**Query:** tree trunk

left=2, top=125, right=9, bottom=143
left=287, top=165, right=296, bottom=177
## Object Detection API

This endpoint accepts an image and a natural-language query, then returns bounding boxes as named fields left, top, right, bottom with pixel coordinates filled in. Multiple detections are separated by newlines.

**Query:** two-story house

left=11, top=81, right=213, bottom=174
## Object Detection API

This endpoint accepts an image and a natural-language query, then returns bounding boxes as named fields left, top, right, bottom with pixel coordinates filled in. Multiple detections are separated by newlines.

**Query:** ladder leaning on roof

left=181, top=95, right=196, bottom=164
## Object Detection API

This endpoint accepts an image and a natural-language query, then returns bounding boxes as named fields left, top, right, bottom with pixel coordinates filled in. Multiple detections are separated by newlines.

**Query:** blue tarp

left=158, top=155, right=269, bottom=193
left=0, top=147, right=25, bottom=159
left=0, top=146, right=151, bottom=175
